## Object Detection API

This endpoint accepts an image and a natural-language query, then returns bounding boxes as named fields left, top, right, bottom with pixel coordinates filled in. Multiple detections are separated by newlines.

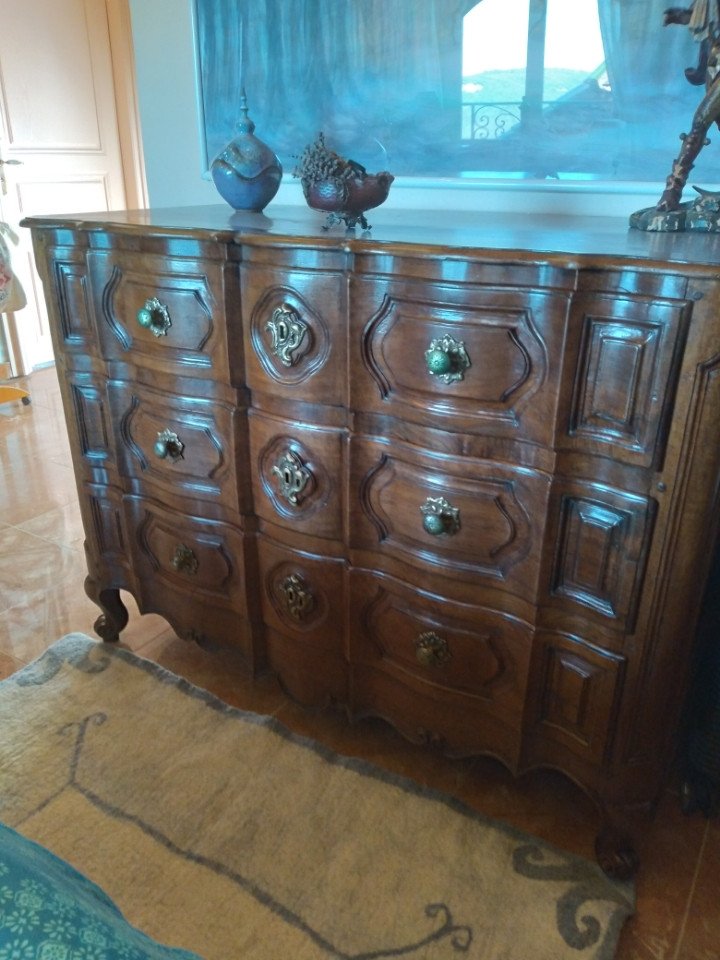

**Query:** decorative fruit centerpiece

left=293, top=133, right=394, bottom=231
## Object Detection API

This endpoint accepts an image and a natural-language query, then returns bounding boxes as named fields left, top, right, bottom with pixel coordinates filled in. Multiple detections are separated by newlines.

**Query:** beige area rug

left=0, top=634, right=633, bottom=959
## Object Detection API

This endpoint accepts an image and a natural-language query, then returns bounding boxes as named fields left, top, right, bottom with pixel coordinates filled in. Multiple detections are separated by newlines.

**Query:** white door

left=0, top=0, right=130, bottom=373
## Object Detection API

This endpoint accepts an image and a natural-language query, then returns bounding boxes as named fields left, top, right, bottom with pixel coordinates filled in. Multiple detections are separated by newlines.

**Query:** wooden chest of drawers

left=25, top=205, right=720, bottom=876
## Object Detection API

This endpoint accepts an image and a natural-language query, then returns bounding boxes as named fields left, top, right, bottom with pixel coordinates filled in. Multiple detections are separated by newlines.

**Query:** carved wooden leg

left=594, top=809, right=641, bottom=880
left=84, top=576, right=129, bottom=643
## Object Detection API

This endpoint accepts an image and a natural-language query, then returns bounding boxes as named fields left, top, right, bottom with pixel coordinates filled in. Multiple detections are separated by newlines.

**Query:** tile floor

left=1, top=366, right=718, bottom=960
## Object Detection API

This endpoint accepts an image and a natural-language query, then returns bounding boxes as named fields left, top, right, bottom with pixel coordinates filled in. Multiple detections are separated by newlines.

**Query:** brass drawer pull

left=171, top=544, right=198, bottom=575
left=421, top=496, right=460, bottom=536
left=271, top=450, right=311, bottom=505
left=136, top=297, right=172, bottom=338
left=266, top=303, right=308, bottom=366
left=154, top=428, right=185, bottom=463
left=425, top=334, right=470, bottom=383
left=279, top=573, right=315, bottom=621
left=415, top=631, right=451, bottom=667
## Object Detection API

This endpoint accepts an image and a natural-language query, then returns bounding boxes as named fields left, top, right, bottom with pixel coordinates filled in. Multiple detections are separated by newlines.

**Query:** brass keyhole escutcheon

left=279, top=573, right=315, bottom=621
left=271, top=450, right=312, bottom=506
left=266, top=304, right=308, bottom=367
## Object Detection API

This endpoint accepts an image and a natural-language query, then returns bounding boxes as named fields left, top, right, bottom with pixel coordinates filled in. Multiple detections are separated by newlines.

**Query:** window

left=195, top=0, right=720, bottom=189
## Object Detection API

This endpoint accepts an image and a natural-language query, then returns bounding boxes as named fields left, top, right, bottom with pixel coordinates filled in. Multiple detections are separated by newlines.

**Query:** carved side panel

left=54, top=258, right=93, bottom=347
left=568, top=293, right=690, bottom=466
left=550, top=484, right=656, bottom=630
left=68, top=376, right=113, bottom=465
left=84, top=484, right=126, bottom=561
left=536, top=633, right=625, bottom=764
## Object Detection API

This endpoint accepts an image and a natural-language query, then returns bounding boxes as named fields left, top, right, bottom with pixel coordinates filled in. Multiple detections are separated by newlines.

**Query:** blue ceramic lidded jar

left=211, top=90, right=282, bottom=212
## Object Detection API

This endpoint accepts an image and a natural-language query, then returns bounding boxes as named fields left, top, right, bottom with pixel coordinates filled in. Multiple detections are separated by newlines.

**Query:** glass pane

left=196, top=0, right=720, bottom=189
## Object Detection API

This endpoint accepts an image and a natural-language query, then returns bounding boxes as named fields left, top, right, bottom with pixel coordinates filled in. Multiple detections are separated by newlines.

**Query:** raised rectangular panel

left=69, top=378, right=112, bottom=464
left=550, top=483, right=656, bottom=629
left=568, top=293, right=689, bottom=466
left=17, top=179, right=110, bottom=218
left=537, top=634, right=625, bottom=763
left=52, top=258, right=93, bottom=347
left=0, top=0, right=101, bottom=149
left=84, top=485, right=126, bottom=560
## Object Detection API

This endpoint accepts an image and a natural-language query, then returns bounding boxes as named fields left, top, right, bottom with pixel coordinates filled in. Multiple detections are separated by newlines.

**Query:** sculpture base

left=630, top=191, right=720, bottom=232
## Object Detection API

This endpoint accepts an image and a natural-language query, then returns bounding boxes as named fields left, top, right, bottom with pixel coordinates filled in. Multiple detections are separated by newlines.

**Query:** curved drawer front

left=352, top=438, right=549, bottom=600
left=249, top=410, right=346, bottom=542
left=108, top=381, right=243, bottom=509
left=89, top=249, right=231, bottom=378
left=350, top=571, right=531, bottom=716
left=256, top=536, right=348, bottom=705
left=242, top=263, right=347, bottom=406
left=352, top=275, right=570, bottom=443
left=126, top=497, right=248, bottom=606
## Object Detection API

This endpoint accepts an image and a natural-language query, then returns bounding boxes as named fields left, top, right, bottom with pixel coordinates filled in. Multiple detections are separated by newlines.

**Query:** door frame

left=0, top=0, right=147, bottom=377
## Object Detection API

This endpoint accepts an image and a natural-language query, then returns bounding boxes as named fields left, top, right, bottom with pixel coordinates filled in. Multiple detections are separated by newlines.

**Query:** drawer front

left=351, top=276, right=570, bottom=443
left=257, top=536, right=347, bottom=705
left=563, top=282, right=691, bottom=467
left=89, top=249, right=232, bottom=379
left=351, top=438, right=550, bottom=600
left=242, top=265, right=347, bottom=406
left=108, top=381, right=244, bottom=510
left=125, top=497, right=253, bottom=653
left=350, top=571, right=531, bottom=719
left=249, top=410, right=346, bottom=542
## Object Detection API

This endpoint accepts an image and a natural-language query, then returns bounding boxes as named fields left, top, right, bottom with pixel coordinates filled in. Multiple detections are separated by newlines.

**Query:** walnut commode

left=25, top=205, right=720, bottom=877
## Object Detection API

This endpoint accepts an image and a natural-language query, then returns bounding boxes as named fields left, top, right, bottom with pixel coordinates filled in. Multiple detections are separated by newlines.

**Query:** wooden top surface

left=21, top=203, right=720, bottom=269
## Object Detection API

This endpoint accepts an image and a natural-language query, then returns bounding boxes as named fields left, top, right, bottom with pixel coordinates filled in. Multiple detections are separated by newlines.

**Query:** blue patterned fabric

left=0, top=821, right=204, bottom=960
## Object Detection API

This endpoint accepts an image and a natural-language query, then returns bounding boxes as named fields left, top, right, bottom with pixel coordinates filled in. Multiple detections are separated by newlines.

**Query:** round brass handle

left=415, top=631, right=451, bottom=667
left=153, top=429, right=185, bottom=463
left=420, top=496, right=460, bottom=536
left=425, top=334, right=470, bottom=383
left=136, top=297, right=172, bottom=338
